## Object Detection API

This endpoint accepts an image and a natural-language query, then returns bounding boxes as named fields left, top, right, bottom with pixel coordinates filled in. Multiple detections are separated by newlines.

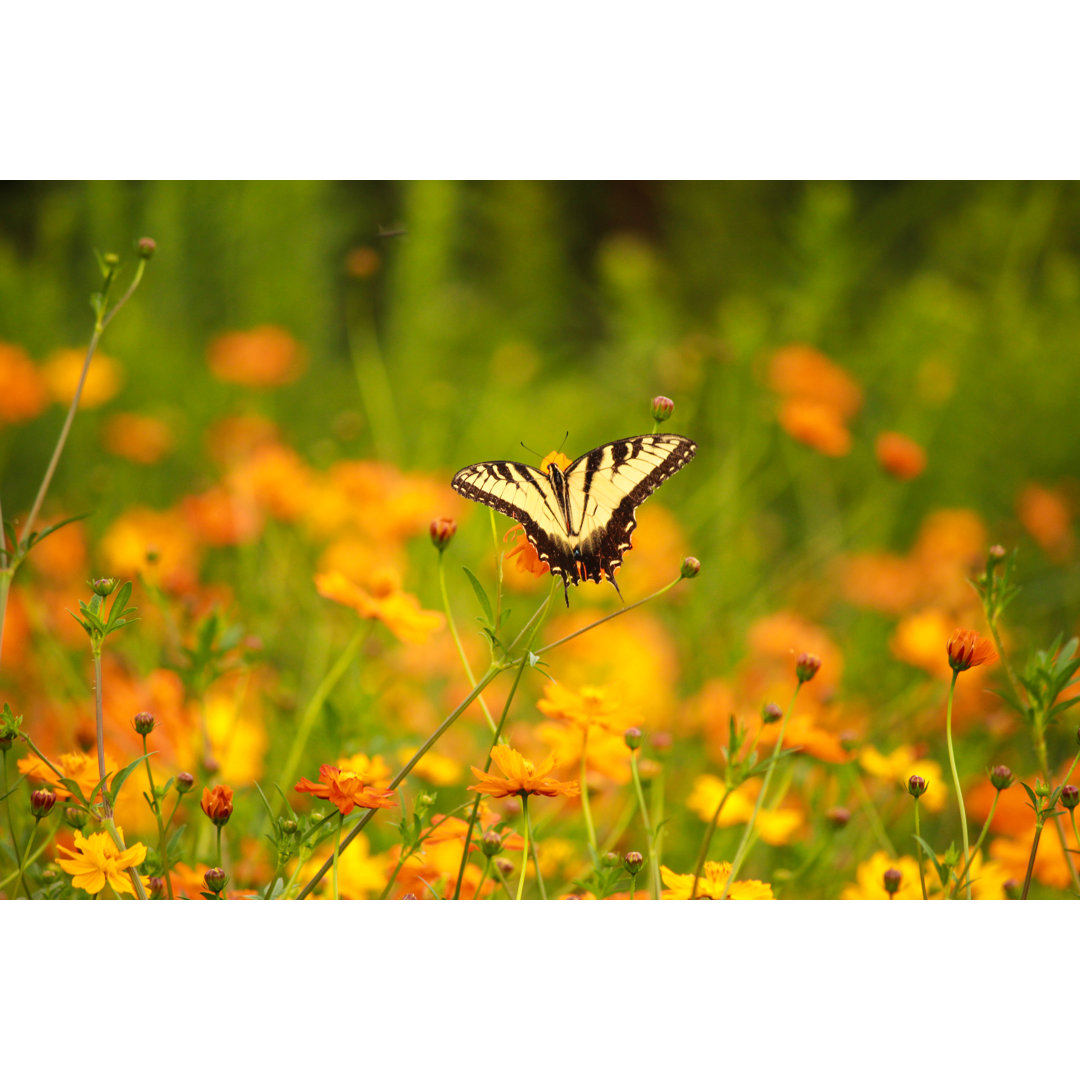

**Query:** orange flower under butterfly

left=505, top=525, right=549, bottom=577
left=468, top=745, right=580, bottom=800
left=295, top=764, right=397, bottom=816
left=946, top=629, right=997, bottom=673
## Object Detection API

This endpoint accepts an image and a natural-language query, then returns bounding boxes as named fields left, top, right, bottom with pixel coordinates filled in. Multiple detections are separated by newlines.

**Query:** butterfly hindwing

left=451, top=433, right=696, bottom=603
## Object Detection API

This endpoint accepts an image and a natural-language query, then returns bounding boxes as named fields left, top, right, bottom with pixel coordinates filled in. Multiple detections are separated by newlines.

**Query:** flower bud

left=883, top=867, right=902, bottom=896
left=795, top=652, right=821, bottom=684
left=148, top=876, right=166, bottom=899
left=761, top=702, right=783, bottom=725
left=480, top=830, right=503, bottom=857
left=624, top=726, right=643, bottom=750
left=89, top=577, right=117, bottom=597
left=651, top=731, right=673, bottom=752
left=825, top=806, right=851, bottom=829
left=133, top=711, right=156, bottom=736
left=136, top=237, right=157, bottom=260
left=680, top=556, right=701, bottom=579
left=429, top=517, right=457, bottom=552
left=1035, top=777, right=1051, bottom=799
left=345, top=246, right=381, bottom=278
left=988, top=544, right=1006, bottom=562
left=200, top=784, right=234, bottom=826
left=907, top=775, right=927, bottom=799
left=624, top=851, right=644, bottom=876
left=204, top=867, right=228, bottom=895
left=280, top=817, right=298, bottom=835
left=946, top=629, right=996, bottom=672
left=65, top=805, right=88, bottom=829
left=30, top=789, right=56, bottom=819
left=1061, top=784, right=1080, bottom=810
left=651, top=395, right=675, bottom=423
left=1004, top=878, right=1022, bottom=900
left=602, top=851, right=620, bottom=869
left=494, top=858, right=515, bottom=878
left=175, top=771, right=195, bottom=793
left=103, top=253, right=120, bottom=268
left=990, top=764, right=1014, bottom=791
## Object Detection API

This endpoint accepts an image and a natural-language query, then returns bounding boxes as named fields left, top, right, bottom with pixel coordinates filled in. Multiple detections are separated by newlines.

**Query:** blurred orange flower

left=315, top=570, right=444, bottom=644
left=687, top=774, right=804, bottom=844
left=184, top=486, right=263, bottom=546
left=42, top=347, right=123, bottom=407
left=536, top=720, right=633, bottom=784
left=469, top=744, right=579, bottom=799
left=768, top=344, right=863, bottom=420
left=660, top=861, right=773, bottom=899
left=0, top=342, right=48, bottom=422
left=537, top=682, right=642, bottom=734
left=859, top=745, right=947, bottom=812
left=100, top=505, right=201, bottom=592
left=295, top=764, right=397, bottom=816
left=19, top=750, right=119, bottom=802
left=101, top=413, right=175, bottom=464
left=875, top=432, right=927, bottom=481
left=777, top=398, right=852, bottom=456
left=840, top=851, right=932, bottom=899
left=1017, top=482, right=1073, bottom=560
left=505, top=525, right=549, bottom=578
left=205, top=414, right=282, bottom=464
left=207, top=326, right=307, bottom=387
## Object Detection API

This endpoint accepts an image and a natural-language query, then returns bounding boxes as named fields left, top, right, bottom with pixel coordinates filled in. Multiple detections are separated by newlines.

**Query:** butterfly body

left=451, top=433, right=697, bottom=604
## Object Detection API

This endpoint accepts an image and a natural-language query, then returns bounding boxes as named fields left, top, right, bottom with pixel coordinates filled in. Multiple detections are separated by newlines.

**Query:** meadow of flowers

left=2, top=180, right=1079, bottom=901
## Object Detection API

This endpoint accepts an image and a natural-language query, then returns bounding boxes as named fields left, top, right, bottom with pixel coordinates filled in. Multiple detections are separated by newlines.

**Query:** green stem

left=141, top=734, right=174, bottom=900
left=93, top=650, right=111, bottom=819
left=3, top=749, right=29, bottom=897
left=690, top=787, right=732, bottom=900
left=0, top=818, right=59, bottom=892
left=279, top=626, right=367, bottom=789
left=332, top=814, right=342, bottom=900
left=950, top=789, right=1000, bottom=899
left=629, top=750, right=661, bottom=899
left=720, top=684, right=801, bottom=899
left=1021, top=821, right=1044, bottom=900
left=439, top=550, right=497, bottom=733
left=525, top=793, right=547, bottom=899
left=944, top=670, right=971, bottom=899
left=579, top=726, right=598, bottom=861
left=913, top=799, right=928, bottom=900
left=516, top=795, right=531, bottom=900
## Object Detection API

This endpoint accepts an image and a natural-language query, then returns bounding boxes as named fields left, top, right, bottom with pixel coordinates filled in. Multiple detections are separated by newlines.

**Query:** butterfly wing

left=561, top=433, right=697, bottom=587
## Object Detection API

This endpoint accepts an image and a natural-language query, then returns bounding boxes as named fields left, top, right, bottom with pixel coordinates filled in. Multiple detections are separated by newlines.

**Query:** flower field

left=2, top=180, right=1079, bottom=900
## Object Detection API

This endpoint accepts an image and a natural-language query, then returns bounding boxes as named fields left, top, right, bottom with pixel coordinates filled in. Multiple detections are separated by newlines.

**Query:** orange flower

left=947, top=629, right=997, bottom=673
left=505, top=525, right=549, bottom=577
left=101, top=413, right=175, bottom=464
left=768, top=344, right=863, bottom=420
left=19, top=750, right=120, bottom=802
left=200, top=784, right=234, bottom=825
left=468, top=744, right=580, bottom=799
left=100, top=505, right=201, bottom=592
left=295, top=764, right=397, bottom=816
left=56, top=828, right=147, bottom=896
left=1017, top=483, right=1073, bottom=559
left=315, top=569, right=443, bottom=644
left=537, top=682, right=642, bottom=734
left=875, top=432, right=927, bottom=481
left=207, top=326, right=307, bottom=387
left=42, top=347, right=123, bottom=407
left=184, top=486, right=263, bottom=546
left=777, top=398, right=852, bottom=456
left=0, top=342, right=48, bottom=422
left=660, top=861, right=773, bottom=900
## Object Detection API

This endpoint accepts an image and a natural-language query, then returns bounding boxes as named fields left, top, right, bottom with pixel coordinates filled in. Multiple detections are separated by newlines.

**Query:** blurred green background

left=1, top=180, right=1078, bottom=673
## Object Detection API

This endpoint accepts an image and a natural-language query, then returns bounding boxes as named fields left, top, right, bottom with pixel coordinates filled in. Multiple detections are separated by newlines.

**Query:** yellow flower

left=56, top=828, right=147, bottom=896
left=101, top=413, right=175, bottom=465
left=537, top=682, right=642, bottom=735
left=468, top=744, right=580, bottom=799
left=840, top=851, right=934, bottom=900
left=859, top=745, right=947, bottom=813
left=660, top=861, right=773, bottom=899
left=686, top=775, right=804, bottom=845
left=315, top=570, right=443, bottom=644
left=42, top=347, right=123, bottom=407
left=396, top=746, right=461, bottom=786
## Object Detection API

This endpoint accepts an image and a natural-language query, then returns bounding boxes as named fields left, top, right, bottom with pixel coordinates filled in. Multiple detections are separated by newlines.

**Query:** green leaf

left=57, top=777, right=89, bottom=805
left=462, top=566, right=494, bottom=625
left=109, top=752, right=153, bottom=802
left=0, top=772, right=27, bottom=803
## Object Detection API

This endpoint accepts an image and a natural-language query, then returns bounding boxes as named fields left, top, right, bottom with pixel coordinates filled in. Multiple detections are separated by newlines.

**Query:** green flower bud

left=990, top=765, right=1014, bottom=791
left=825, top=806, right=851, bottom=829
left=761, top=702, right=783, bottom=725
left=650, top=395, right=675, bottom=422
left=624, top=851, right=644, bottom=876
left=175, top=771, right=195, bottom=793
left=1061, top=784, right=1079, bottom=810
left=133, top=711, right=156, bottom=736
left=602, top=851, right=620, bottom=869
left=795, top=653, right=822, bottom=684
left=429, top=517, right=457, bottom=551
left=623, top=727, right=643, bottom=750
left=1004, top=878, right=1022, bottom=900
left=204, top=867, right=228, bottom=895
left=480, top=830, right=503, bottom=857
left=680, top=556, right=701, bottom=579
left=882, top=867, right=902, bottom=896
left=30, top=789, right=56, bottom=819
left=136, top=237, right=157, bottom=260
left=907, top=775, right=927, bottom=799
left=65, top=805, right=88, bottom=829
left=90, top=577, right=117, bottom=597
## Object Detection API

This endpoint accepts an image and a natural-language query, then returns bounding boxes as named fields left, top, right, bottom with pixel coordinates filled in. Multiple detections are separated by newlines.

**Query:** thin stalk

left=332, top=814, right=343, bottom=900
left=628, top=750, right=661, bottom=899
left=2, top=749, right=29, bottom=898
left=950, top=789, right=1000, bottom=899
left=524, top=794, right=546, bottom=899
left=913, top=798, right=928, bottom=900
left=579, top=726, right=598, bottom=860
left=141, top=734, right=174, bottom=899
left=689, top=787, right=732, bottom=900
left=944, top=670, right=971, bottom=899
left=516, top=795, right=531, bottom=900
left=0, top=817, right=59, bottom=892
left=1021, top=821, right=1045, bottom=900
left=93, top=651, right=110, bottom=819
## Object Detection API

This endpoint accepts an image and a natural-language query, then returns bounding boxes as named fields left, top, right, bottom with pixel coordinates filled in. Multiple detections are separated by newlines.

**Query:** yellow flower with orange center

left=207, top=325, right=308, bottom=387
left=660, top=861, right=773, bottom=899
left=469, top=744, right=580, bottom=799
left=315, top=569, right=444, bottom=645
left=295, top=764, right=397, bottom=816
left=19, top=750, right=120, bottom=801
left=0, top=342, right=49, bottom=422
left=56, top=828, right=147, bottom=896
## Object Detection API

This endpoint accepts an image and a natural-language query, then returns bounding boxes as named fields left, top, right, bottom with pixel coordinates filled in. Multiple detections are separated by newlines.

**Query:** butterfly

left=451, top=433, right=696, bottom=604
